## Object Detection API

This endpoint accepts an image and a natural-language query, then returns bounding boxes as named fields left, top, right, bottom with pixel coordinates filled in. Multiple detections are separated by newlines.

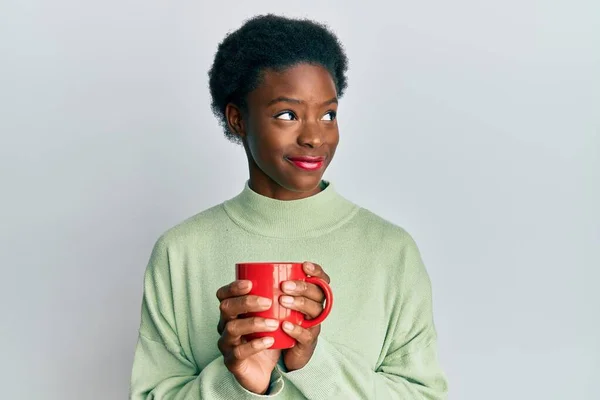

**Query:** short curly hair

left=208, top=14, right=349, bottom=144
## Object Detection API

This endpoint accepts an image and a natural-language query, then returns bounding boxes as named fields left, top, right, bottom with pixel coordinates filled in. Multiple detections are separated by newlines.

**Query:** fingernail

left=305, top=262, right=314, bottom=272
left=282, top=281, right=296, bottom=291
left=238, top=280, right=250, bottom=290
left=280, top=295, right=294, bottom=305
left=262, top=337, right=274, bottom=346
left=265, top=319, right=279, bottom=329
left=283, top=322, right=294, bottom=331
left=258, top=297, right=272, bottom=307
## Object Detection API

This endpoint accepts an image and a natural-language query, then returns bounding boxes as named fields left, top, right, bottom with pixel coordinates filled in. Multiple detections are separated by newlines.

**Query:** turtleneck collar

left=222, top=180, right=359, bottom=239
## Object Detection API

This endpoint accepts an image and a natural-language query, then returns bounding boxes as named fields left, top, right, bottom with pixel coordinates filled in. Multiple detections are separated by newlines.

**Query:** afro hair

left=208, top=14, right=349, bottom=144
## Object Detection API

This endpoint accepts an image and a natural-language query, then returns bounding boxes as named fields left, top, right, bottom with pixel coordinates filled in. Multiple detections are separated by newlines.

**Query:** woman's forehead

left=252, top=64, right=337, bottom=103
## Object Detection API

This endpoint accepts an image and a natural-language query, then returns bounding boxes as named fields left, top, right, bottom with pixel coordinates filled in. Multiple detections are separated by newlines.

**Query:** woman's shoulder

left=350, top=206, right=420, bottom=249
left=153, top=202, right=229, bottom=249
left=353, top=205, right=410, bottom=234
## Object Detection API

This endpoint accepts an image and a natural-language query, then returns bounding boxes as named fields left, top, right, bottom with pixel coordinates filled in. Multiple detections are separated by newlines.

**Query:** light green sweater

left=130, top=181, right=448, bottom=399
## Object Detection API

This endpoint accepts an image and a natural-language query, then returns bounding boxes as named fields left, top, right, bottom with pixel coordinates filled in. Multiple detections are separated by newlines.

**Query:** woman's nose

left=297, top=122, right=323, bottom=148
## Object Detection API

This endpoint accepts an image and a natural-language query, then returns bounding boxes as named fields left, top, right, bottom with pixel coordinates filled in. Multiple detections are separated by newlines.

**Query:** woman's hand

left=216, top=280, right=282, bottom=394
left=280, top=261, right=331, bottom=371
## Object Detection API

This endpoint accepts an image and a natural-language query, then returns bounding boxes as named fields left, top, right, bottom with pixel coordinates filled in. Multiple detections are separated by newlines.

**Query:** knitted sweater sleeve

left=129, top=236, right=287, bottom=399
left=278, top=232, right=449, bottom=399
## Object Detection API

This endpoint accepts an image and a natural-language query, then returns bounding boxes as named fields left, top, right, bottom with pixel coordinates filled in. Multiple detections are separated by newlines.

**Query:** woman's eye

left=321, top=111, right=337, bottom=121
left=275, top=111, right=296, bottom=121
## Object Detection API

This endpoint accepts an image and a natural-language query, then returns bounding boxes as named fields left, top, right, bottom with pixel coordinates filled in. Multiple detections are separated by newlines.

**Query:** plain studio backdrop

left=1, top=1, right=598, bottom=399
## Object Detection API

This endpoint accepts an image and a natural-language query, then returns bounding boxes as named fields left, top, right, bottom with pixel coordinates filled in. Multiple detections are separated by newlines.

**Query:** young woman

left=130, top=14, right=448, bottom=399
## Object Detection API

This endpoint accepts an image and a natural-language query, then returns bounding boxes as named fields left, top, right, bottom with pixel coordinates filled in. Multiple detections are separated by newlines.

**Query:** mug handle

left=300, top=277, right=333, bottom=328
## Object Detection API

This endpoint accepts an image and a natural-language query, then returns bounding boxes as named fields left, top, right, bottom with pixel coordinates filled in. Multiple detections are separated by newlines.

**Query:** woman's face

left=229, top=63, right=339, bottom=200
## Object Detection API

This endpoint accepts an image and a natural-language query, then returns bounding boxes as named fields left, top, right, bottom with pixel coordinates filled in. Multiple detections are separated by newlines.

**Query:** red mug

left=235, top=262, right=333, bottom=349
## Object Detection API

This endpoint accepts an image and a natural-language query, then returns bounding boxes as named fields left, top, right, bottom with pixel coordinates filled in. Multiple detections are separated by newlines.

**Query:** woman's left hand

left=279, top=261, right=331, bottom=371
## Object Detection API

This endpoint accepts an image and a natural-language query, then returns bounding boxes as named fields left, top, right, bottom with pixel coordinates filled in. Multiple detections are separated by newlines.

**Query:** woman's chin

left=284, top=175, right=325, bottom=194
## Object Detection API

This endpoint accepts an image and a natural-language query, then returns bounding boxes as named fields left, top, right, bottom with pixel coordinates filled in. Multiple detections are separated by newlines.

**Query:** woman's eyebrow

left=267, top=97, right=338, bottom=106
left=322, top=97, right=338, bottom=106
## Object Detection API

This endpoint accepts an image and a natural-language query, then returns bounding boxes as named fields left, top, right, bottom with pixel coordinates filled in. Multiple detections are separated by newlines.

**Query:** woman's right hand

left=216, top=280, right=282, bottom=395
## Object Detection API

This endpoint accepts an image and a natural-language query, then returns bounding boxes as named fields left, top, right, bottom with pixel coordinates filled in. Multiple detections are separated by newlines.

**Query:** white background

left=1, top=1, right=598, bottom=399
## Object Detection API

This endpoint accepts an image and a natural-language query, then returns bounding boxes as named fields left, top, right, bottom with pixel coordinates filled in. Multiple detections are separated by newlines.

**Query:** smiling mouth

left=286, top=157, right=325, bottom=171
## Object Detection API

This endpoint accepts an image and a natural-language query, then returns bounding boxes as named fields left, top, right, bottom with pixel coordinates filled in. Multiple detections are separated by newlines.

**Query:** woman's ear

left=225, top=103, right=247, bottom=140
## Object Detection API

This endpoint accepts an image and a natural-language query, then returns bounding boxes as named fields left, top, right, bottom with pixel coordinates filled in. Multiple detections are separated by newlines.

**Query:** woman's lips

left=286, top=156, right=326, bottom=171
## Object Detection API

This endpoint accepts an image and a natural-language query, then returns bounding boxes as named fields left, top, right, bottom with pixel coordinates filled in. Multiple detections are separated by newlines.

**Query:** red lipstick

left=286, top=156, right=325, bottom=171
